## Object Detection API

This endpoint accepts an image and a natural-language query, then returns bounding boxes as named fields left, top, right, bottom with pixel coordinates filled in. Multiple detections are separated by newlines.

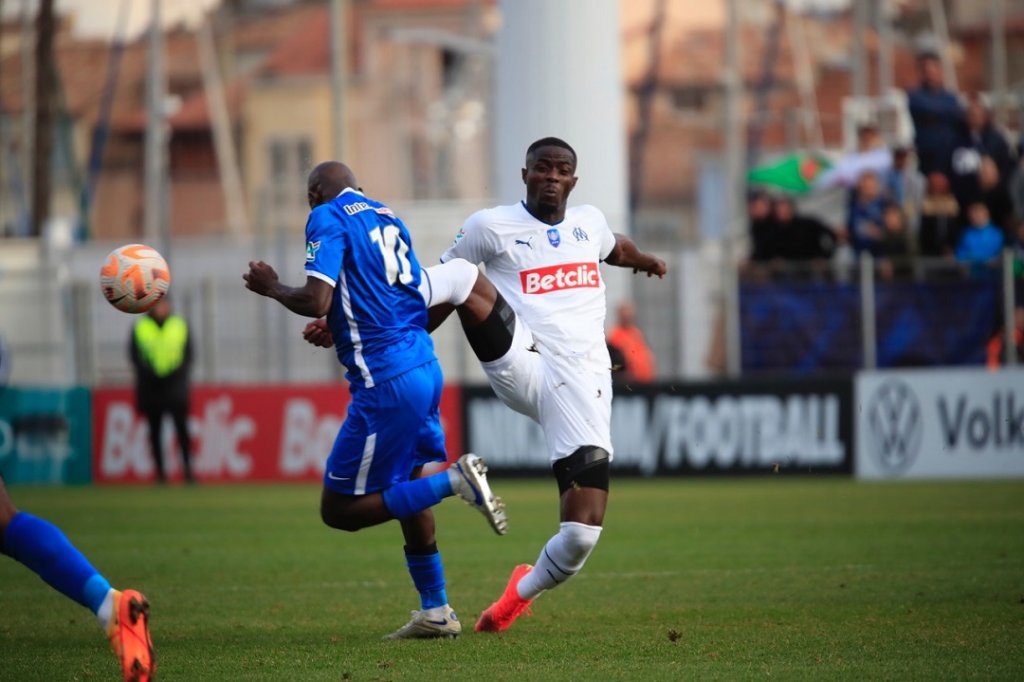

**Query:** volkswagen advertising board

left=856, top=368, right=1024, bottom=480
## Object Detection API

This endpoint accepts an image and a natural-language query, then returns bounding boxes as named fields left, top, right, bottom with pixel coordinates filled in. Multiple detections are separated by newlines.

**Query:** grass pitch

left=1, top=478, right=1022, bottom=681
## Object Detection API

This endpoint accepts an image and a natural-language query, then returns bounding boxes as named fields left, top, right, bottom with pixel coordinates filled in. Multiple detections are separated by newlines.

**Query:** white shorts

left=480, top=317, right=613, bottom=462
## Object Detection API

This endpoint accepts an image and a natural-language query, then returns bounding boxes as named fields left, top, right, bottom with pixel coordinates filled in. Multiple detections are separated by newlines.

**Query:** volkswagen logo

left=866, top=379, right=922, bottom=474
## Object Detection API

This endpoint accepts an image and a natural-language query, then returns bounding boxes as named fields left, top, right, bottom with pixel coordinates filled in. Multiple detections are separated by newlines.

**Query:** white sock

left=516, top=522, right=602, bottom=600
left=420, top=259, right=478, bottom=307
left=96, top=588, right=117, bottom=630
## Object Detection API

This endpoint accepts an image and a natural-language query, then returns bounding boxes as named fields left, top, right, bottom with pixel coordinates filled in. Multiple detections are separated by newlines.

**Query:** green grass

left=1, top=479, right=1023, bottom=681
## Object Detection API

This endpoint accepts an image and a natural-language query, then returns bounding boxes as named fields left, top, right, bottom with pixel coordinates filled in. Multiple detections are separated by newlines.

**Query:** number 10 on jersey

left=370, top=225, right=413, bottom=285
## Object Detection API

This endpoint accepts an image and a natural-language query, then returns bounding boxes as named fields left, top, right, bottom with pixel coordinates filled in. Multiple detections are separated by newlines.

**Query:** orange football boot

left=475, top=564, right=534, bottom=633
left=107, top=589, right=155, bottom=682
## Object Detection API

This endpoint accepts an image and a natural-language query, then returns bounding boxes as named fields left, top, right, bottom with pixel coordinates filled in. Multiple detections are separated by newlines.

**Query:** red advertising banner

left=92, top=385, right=463, bottom=484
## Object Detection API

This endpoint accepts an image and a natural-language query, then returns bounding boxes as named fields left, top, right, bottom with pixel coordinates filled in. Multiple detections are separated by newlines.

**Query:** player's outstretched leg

left=448, top=453, right=508, bottom=535
left=0, top=477, right=155, bottom=680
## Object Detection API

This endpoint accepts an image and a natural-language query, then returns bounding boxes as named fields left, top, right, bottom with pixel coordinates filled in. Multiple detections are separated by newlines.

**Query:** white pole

left=928, top=0, right=958, bottom=93
left=723, top=0, right=744, bottom=377
left=991, top=0, right=1008, bottom=128
left=144, top=0, right=168, bottom=255
left=852, top=0, right=868, bottom=100
left=877, top=0, right=893, bottom=95
left=859, top=254, right=877, bottom=369
left=197, top=14, right=248, bottom=235
left=1003, top=249, right=1017, bottom=366
left=330, top=0, right=347, bottom=161
left=20, top=0, right=34, bottom=232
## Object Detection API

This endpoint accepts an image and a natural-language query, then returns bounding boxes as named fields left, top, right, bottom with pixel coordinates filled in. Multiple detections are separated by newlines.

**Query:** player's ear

left=521, top=167, right=527, bottom=184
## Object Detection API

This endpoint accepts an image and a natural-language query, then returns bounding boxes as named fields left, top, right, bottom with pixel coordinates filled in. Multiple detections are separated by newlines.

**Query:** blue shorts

left=323, top=360, right=446, bottom=496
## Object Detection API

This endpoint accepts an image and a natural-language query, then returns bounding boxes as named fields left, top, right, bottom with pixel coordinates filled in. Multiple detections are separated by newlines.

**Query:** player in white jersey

left=437, top=137, right=666, bottom=632
left=302, top=138, right=665, bottom=632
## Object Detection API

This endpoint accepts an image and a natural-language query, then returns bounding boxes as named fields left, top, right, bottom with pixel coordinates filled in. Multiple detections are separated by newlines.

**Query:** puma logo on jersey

left=520, top=262, right=600, bottom=294
left=514, top=237, right=534, bottom=249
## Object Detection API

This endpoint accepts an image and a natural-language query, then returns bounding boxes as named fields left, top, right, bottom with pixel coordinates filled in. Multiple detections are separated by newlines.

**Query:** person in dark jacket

left=906, top=52, right=962, bottom=177
left=129, top=298, right=194, bottom=484
left=773, top=197, right=837, bottom=262
left=949, top=101, right=1015, bottom=213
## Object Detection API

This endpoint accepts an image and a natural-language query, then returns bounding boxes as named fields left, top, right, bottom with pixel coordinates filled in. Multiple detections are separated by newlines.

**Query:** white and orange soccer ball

left=99, top=243, right=172, bottom=314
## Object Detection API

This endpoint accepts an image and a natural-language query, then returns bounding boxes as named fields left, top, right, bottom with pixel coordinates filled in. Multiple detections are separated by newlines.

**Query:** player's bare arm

left=604, top=233, right=667, bottom=278
left=243, top=260, right=333, bottom=318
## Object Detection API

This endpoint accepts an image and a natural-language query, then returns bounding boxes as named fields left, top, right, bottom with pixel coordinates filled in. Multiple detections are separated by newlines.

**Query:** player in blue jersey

left=243, top=160, right=507, bottom=639
left=0, top=474, right=156, bottom=681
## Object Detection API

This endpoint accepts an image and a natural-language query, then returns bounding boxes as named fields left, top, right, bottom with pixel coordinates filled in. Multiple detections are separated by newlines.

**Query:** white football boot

left=383, top=605, right=462, bottom=640
left=450, top=453, right=508, bottom=535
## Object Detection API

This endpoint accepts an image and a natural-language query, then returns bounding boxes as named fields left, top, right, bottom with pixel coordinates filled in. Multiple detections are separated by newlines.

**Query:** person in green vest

left=129, top=297, right=194, bottom=483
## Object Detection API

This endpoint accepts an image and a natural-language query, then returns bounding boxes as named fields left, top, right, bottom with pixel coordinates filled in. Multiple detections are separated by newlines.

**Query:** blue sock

left=3, top=512, right=112, bottom=613
left=405, top=547, right=448, bottom=610
left=382, top=472, right=453, bottom=520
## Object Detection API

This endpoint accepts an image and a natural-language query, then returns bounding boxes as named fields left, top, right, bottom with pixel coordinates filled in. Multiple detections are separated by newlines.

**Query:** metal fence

left=0, top=234, right=1018, bottom=386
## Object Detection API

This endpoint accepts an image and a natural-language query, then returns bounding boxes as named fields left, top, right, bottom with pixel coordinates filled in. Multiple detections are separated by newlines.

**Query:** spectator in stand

left=956, top=202, right=1004, bottom=266
left=886, top=146, right=926, bottom=233
left=977, top=156, right=1016, bottom=240
left=906, top=51, right=962, bottom=177
left=772, top=197, right=838, bottom=264
left=918, top=172, right=960, bottom=257
left=747, top=191, right=779, bottom=263
left=815, top=124, right=893, bottom=191
left=848, top=172, right=887, bottom=256
left=950, top=101, right=1015, bottom=215
left=607, top=300, right=656, bottom=384
left=877, top=203, right=914, bottom=280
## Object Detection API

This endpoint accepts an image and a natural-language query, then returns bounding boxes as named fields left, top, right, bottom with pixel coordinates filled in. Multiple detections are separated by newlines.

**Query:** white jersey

left=441, top=201, right=617, bottom=363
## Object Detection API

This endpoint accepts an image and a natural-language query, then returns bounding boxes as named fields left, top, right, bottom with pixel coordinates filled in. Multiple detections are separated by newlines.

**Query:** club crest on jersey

left=546, top=228, right=561, bottom=247
left=305, top=241, right=321, bottom=262
left=573, top=226, right=589, bottom=242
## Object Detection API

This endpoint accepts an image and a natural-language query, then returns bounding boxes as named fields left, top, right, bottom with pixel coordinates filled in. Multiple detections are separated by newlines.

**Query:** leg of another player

left=383, top=481, right=461, bottom=639
left=320, top=457, right=505, bottom=535
left=0, top=476, right=155, bottom=680
left=144, top=409, right=166, bottom=484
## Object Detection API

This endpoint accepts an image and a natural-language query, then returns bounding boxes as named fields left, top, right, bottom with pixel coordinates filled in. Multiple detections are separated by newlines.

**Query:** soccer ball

left=99, top=243, right=172, bottom=313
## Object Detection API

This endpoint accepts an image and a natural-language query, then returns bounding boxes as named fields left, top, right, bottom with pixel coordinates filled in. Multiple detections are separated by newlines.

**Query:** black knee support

left=553, top=446, right=610, bottom=495
left=464, top=291, right=516, bottom=362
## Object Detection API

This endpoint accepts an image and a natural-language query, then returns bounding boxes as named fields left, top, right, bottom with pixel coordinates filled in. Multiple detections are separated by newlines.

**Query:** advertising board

left=856, top=368, right=1024, bottom=480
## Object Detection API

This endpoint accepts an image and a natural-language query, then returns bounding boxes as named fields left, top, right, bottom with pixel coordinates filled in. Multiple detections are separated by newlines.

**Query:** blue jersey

left=304, top=189, right=435, bottom=389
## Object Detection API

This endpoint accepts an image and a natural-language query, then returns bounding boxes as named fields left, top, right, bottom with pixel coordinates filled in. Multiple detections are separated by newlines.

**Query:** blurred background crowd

left=1, top=0, right=1023, bottom=386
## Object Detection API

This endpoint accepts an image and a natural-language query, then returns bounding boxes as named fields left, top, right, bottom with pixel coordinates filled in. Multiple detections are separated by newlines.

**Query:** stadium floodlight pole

left=723, top=0, right=744, bottom=377
left=330, top=0, right=348, bottom=162
left=144, top=0, right=169, bottom=259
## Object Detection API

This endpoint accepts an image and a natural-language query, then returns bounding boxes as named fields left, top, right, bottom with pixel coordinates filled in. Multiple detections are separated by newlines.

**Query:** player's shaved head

left=307, top=161, right=360, bottom=208
left=526, top=137, right=577, bottom=167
